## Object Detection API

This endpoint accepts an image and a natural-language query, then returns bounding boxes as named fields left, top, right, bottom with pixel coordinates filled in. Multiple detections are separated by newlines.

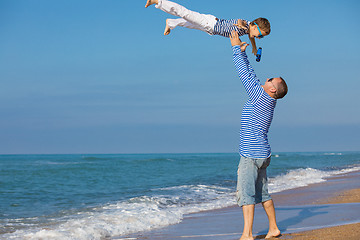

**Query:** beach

left=1, top=152, right=360, bottom=239
left=281, top=185, right=360, bottom=239
left=281, top=188, right=360, bottom=240
left=122, top=170, right=360, bottom=240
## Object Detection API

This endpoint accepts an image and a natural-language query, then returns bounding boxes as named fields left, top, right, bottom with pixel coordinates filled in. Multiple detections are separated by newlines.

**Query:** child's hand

left=233, top=19, right=248, bottom=31
left=252, top=46, right=257, bottom=56
left=230, top=31, right=249, bottom=51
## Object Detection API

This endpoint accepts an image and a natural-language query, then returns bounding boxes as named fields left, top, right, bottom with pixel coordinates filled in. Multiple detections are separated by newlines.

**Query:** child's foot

left=145, top=0, right=157, bottom=8
left=164, top=19, right=171, bottom=35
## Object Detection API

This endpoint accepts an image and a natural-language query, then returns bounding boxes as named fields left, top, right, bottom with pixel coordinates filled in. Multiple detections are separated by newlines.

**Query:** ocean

left=1, top=152, right=359, bottom=239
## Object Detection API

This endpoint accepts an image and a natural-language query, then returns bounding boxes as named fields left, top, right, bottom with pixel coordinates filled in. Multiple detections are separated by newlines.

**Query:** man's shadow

left=255, top=205, right=328, bottom=239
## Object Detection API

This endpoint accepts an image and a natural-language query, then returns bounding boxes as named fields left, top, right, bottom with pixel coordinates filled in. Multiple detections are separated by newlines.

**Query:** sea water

left=0, top=152, right=359, bottom=239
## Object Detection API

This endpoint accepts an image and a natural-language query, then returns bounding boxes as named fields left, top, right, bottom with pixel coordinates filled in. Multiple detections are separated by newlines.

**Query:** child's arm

left=233, top=19, right=248, bottom=31
left=249, top=36, right=257, bottom=56
left=234, top=19, right=257, bottom=55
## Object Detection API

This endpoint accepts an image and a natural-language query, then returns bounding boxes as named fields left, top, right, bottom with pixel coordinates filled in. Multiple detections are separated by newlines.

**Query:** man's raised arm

left=230, top=31, right=261, bottom=100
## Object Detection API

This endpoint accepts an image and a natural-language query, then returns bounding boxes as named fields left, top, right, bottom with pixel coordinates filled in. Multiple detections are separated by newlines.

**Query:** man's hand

left=230, top=31, right=249, bottom=52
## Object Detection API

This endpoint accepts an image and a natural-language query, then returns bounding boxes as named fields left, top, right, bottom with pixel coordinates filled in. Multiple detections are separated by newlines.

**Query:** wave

left=81, top=156, right=176, bottom=163
left=139, top=158, right=176, bottom=162
left=81, top=156, right=108, bottom=161
left=269, top=165, right=360, bottom=194
left=1, top=185, right=235, bottom=240
left=323, top=152, right=342, bottom=156
left=3, top=165, right=360, bottom=240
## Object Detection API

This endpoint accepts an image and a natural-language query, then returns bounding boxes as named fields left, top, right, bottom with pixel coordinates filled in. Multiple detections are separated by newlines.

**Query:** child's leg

left=165, top=18, right=208, bottom=35
left=156, top=0, right=217, bottom=34
left=167, top=18, right=208, bottom=31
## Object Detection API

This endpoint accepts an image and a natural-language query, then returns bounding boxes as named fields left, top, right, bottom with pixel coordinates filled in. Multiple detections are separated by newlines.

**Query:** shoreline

left=121, top=170, right=360, bottom=239
left=280, top=186, right=360, bottom=240
left=255, top=170, right=360, bottom=239
left=280, top=222, right=360, bottom=240
left=271, top=169, right=360, bottom=206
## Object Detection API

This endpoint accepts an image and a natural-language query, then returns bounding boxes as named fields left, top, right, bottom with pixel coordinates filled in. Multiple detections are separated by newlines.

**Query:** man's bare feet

left=265, top=229, right=281, bottom=239
left=164, top=19, right=171, bottom=35
left=239, top=235, right=254, bottom=240
left=145, top=0, right=157, bottom=8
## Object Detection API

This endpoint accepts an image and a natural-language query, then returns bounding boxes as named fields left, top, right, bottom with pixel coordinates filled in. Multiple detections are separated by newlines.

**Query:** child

left=145, top=0, right=270, bottom=55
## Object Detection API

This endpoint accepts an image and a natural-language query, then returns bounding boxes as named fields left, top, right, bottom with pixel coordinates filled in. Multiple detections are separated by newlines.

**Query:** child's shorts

left=236, top=156, right=272, bottom=206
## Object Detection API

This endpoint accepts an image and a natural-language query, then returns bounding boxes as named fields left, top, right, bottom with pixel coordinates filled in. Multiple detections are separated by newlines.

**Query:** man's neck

left=262, top=85, right=276, bottom=99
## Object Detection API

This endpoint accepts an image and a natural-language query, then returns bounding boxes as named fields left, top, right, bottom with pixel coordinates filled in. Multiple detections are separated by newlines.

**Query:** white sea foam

left=324, top=152, right=343, bottom=156
left=3, top=165, right=360, bottom=240
left=269, top=165, right=360, bottom=194
left=2, top=185, right=236, bottom=240
left=268, top=168, right=331, bottom=193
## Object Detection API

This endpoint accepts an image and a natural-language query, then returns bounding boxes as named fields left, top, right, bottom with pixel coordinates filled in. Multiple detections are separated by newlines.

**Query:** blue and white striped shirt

left=213, top=19, right=250, bottom=38
left=232, top=46, right=276, bottom=159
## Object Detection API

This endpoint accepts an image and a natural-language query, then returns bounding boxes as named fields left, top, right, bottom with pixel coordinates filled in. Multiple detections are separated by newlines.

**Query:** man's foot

left=265, top=229, right=281, bottom=239
left=239, top=235, right=254, bottom=240
left=145, top=0, right=157, bottom=8
left=164, top=19, right=171, bottom=35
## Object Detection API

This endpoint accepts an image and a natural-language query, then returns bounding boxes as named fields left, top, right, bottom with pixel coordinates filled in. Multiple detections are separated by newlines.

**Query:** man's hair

left=251, top=18, right=271, bottom=35
left=275, top=77, right=288, bottom=99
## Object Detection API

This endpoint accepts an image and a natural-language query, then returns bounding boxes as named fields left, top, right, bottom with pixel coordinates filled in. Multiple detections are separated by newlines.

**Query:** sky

left=0, top=0, right=359, bottom=154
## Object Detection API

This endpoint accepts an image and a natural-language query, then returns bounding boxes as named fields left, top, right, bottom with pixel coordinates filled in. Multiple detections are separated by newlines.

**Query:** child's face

left=249, top=24, right=267, bottom=39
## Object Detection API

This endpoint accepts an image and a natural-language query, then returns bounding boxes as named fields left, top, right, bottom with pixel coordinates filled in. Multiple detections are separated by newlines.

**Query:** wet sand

left=281, top=187, right=360, bottom=240
left=280, top=222, right=360, bottom=240
left=318, top=188, right=360, bottom=204
left=119, top=170, right=360, bottom=240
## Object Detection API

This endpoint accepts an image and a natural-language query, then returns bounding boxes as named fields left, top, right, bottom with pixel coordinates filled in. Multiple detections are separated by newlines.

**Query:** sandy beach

left=280, top=187, right=360, bottom=240
left=121, top=170, right=360, bottom=240
left=281, top=171, right=360, bottom=239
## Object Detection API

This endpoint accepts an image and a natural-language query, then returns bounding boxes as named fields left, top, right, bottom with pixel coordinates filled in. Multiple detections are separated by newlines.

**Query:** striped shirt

left=213, top=19, right=250, bottom=38
left=232, top=46, right=276, bottom=159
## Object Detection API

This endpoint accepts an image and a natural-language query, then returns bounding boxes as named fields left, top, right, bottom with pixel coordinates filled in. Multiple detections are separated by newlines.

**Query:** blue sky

left=1, top=0, right=359, bottom=154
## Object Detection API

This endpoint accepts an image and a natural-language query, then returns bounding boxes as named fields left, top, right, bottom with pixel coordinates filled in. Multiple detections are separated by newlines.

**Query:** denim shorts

left=236, top=156, right=272, bottom=206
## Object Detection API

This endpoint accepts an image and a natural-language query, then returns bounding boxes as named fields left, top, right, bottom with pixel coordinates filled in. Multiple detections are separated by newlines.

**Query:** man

left=229, top=31, right=288, bottom=240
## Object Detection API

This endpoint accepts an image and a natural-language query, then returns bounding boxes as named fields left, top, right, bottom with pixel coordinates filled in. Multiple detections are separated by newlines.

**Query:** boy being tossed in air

left=145, top=0, right=270, bottom=55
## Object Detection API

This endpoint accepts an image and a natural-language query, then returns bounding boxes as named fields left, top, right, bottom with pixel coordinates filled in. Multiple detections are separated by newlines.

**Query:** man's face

left=263, top=77, right=282, bottom=97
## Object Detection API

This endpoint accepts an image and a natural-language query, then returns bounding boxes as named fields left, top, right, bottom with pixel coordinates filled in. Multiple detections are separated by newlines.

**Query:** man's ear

left=270, top=87, right=277, bottom=93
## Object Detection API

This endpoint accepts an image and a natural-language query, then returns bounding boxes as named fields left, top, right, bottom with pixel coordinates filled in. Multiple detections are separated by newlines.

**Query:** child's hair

left=251, top=18, right=271, bottom=35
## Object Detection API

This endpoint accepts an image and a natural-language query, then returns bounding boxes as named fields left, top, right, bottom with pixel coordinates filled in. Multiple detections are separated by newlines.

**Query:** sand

left=280, top=222, right=360, bottom=240
left=281, top=187, right=360, bottom=240
left=318, top=188, right=360, bottom=204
